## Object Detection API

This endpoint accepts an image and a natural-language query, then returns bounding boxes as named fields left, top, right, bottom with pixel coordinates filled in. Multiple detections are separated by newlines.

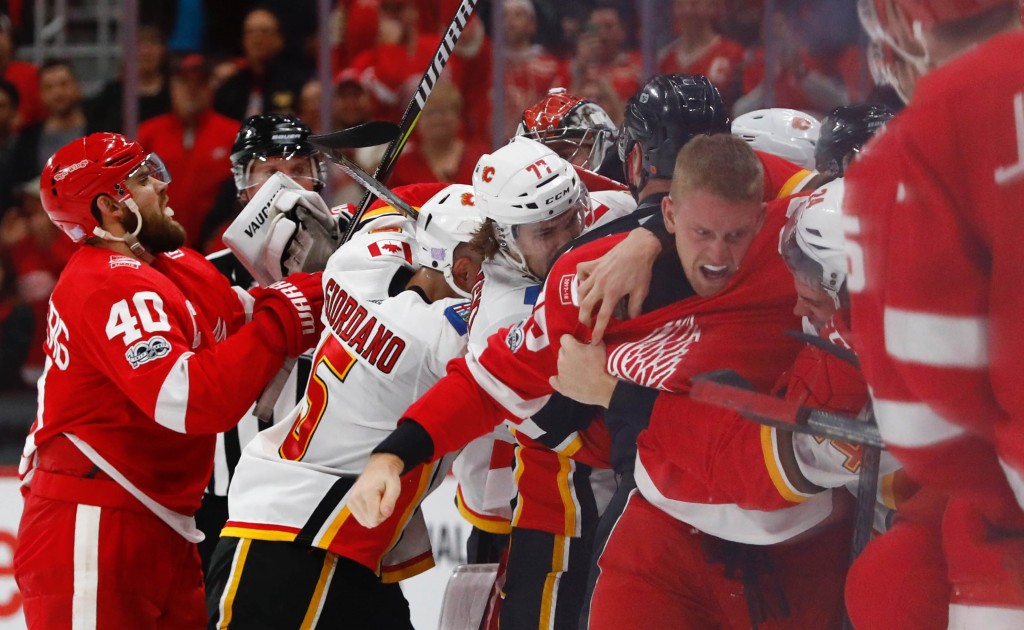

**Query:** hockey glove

left=273, top=188, right=345, bottom=275
left=251, top=271, right=325, bottom=357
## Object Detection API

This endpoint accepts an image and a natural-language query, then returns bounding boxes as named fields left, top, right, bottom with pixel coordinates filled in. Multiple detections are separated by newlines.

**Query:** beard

left=121, top=203, right=187, bottom=254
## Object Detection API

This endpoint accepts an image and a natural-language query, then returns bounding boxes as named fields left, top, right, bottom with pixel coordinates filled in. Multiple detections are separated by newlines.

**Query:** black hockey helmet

left=618, top=74, right=730, bottom=197
left=230, top=114, right=327, bottom=197
left=815, top=103, right=895, bottom=177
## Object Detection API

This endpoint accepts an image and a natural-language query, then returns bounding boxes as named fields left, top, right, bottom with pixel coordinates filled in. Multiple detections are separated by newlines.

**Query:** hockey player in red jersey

left=346, top=134, right=809, bottom=623
left=557, top=178, right=890, bottom=629
left=13, top=133, right=325, bottom=629
left=843, top=0, right=1024, bottom=625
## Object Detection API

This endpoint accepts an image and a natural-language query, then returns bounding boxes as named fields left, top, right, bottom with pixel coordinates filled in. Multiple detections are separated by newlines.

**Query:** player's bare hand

left=348, top=453, right=404, bottom=528
left=549, top=334, right=617, bottom=408
left=577, top=228, right=661, bottom=343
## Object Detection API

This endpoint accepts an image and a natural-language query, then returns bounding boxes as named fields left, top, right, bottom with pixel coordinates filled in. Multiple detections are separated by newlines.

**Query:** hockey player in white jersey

left=451, top=136, right=634, bottom=629
left=204, top=185, right=484, bottom=629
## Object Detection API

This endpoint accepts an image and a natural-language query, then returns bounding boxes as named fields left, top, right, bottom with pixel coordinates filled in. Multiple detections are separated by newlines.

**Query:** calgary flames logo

left=460, top=192, right=475, bottom=206
left=792, top=117, right=812, bottom=131
left=481, top=166, right=495, bottom=183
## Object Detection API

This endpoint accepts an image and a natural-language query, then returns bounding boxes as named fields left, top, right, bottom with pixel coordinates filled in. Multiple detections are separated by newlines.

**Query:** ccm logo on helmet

left=481, top=166, right=495, bottom=183
left=54, top=159, right=90, bottom=181
left=545, top=184, right=572, bottom=206
left=267, top=280, right=317, bottom=336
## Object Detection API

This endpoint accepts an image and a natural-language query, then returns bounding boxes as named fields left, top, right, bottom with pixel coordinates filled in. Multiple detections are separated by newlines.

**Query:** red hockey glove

left=251, top=272, right=325, bottom=357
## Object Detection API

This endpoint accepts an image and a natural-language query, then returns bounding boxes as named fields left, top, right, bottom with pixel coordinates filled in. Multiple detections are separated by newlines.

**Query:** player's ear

left=452, top=243, right=482, bottom=294
left=661, top=195, right=677, bottom=233
left=94, top=194, right=128, bottom=225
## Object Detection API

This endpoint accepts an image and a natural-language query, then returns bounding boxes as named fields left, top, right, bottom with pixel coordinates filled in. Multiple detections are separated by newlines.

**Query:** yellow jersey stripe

left=760, top=425, right=808, bottom=504
left=217, top=538, right=252, bottom=629
left=299, top=553, right=338, bottom=630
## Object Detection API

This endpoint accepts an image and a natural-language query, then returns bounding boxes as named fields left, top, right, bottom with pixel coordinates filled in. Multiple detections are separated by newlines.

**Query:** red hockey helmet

left=40, top=133, right=165, bottom=242
left=516, top=88, right=616, bottom=170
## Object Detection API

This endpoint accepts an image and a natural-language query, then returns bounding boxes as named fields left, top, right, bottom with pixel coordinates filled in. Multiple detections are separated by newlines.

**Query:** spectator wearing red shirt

left=350, top=0, right=437, bottom=121
left=571, top=4, right=643, bottom=108
left=0, top=14, right=43, bottom=129
left=0, top=178, right=77, bottom=383
left=501, top=0, right=569, bottom=139
left=657, top=0, right=746, bottom=105
left=137, top=55, right=240, bottom=249
left=734, top=12, right=850, bottom=119
left=388, top=82, right=489, bottom=187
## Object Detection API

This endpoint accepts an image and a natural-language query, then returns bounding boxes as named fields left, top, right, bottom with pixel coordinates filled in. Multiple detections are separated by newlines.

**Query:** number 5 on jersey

left=279, top=337, right=357, bottom=461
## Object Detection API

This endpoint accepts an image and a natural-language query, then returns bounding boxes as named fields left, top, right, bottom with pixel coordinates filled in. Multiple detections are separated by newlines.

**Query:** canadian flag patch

left=368, top=239, right=412, bottom=264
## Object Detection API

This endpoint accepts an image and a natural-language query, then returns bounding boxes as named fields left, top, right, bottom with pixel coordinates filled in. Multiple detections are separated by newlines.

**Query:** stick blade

left=311, top=121, right=401, bottom=150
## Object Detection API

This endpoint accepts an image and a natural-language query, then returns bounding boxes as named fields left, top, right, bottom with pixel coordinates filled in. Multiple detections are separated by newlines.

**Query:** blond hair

left=671, top=134, right=763, bottom=203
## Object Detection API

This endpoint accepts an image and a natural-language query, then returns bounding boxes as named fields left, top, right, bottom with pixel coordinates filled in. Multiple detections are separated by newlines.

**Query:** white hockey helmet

left=414, top=184, right=484, bottom=299
left=778, top=178, right=848, bottom=308
left=732, top=108, right=821, bottom=171
left=472, top=136, right=589, bottom=279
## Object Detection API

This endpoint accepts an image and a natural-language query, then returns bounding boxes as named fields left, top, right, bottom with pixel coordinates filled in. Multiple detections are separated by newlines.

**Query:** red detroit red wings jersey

left=657, top=35, right=746, bottom=102
left=403, top=200, right=802, bottom=502
left=21, top=246, right=284, bottom=516
left=844, top=30, right=1024, bottom=529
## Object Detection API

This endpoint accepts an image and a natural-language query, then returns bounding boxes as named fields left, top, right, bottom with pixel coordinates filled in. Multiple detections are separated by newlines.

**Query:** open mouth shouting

left=700, top=264, right=731, bottom=282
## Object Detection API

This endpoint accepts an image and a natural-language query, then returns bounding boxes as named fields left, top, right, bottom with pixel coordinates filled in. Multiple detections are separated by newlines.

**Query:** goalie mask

left=231, top=114, right=327, bottom=199
left=414, top=184, right=485, bottom=298
left=732, top=108, right=820, bottom=171
left=472, top=137, right=589, bottom=281
left=516, top=88, right=617, bottom=171
left=778, top=178, right=848, bottom=309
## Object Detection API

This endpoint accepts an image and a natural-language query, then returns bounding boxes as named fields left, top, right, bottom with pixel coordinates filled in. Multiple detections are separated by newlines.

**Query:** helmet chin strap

left=494, top=224, right=541, bottom=282
left=444, top=268, right=472, bottom=299
left=92, top=197, right=149, bottom=257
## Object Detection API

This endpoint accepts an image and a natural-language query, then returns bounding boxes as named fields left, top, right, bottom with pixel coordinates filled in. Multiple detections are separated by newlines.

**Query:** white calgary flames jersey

left=223, top=216, right=470, bottom=580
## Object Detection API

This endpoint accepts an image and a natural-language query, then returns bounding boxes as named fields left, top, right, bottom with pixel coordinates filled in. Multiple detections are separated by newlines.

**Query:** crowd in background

left=0, top=0, right=892, bottom=396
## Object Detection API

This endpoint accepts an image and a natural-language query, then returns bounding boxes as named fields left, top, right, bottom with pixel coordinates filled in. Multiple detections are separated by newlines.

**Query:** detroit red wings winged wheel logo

left=606, top=316, right=701, bottom=389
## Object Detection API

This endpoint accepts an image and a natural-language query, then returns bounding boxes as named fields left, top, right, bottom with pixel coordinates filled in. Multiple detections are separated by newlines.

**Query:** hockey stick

left=310, top=121, right=401, bottom=151
left=688, top=370, right=884, bottom=447
left=343, top=0, right=481, bottom=244
left=314, top=143, right=419, bottom=220
left=784, top=331, right=860, bottom=368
